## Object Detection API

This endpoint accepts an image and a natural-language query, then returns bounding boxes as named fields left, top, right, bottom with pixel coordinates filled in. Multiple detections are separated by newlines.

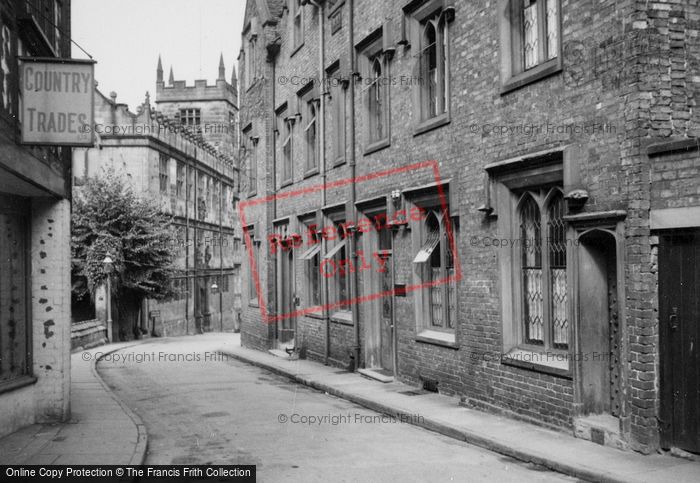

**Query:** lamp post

left=103, top=254, right=114, bottom=343
left=211, top=281, right=221, bottom=332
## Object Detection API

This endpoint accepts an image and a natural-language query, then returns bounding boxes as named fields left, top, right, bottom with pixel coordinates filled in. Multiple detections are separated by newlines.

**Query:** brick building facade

left=72, top=61, right=242, bottom=340
left=238, top=0, right=700, bottom=454
left=0, top=0, right=73, bottom=438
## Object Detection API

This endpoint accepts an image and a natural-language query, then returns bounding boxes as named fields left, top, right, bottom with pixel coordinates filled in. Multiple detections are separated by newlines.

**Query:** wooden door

left=276, top=225, right=295, bottom=346
left=659, top=230, right=700, bottom=452
left=379, top=253, right=394, bottom=373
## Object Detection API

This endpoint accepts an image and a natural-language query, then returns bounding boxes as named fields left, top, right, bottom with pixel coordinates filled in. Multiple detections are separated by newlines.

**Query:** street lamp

left=211, top=281, right=222, bottom=332
left=103, top=254, right=114, bottom=343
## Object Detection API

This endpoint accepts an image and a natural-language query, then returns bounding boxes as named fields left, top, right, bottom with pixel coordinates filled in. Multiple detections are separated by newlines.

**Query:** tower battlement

left=155, top=54, right=239, bottom=160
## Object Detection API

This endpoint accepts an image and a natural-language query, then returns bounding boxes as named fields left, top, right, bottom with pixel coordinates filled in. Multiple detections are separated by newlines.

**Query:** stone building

left=156, top=55, right=239, bottom=159
left=72, top=62, right=242, bottom=340
left=0, top=0, right=73, bottom=438
left=238, top=0, right=700, bottom=455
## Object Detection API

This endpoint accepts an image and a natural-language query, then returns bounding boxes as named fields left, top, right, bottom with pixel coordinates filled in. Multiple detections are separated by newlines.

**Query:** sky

left=71, top=0, right=247, bottom=110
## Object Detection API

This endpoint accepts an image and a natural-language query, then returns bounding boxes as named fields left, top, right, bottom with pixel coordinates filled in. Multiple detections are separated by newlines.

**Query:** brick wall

left=238, top=0, right=700, bottom=453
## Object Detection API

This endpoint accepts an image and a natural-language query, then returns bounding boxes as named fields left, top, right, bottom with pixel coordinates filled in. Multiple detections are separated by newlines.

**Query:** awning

left=323, top=239, right=346, bottom=260
left=299, top=243, right=321, bottom=261
left=413, top=229, right=440, bottom=264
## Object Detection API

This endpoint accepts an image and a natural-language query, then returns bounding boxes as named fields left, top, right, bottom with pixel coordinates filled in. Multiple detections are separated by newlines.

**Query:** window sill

left=500, top=58, right=562, bottom=95
left=501, top=347, right=572, bottom=379
left=330, top=311, right=353, bottom=325
left=414, top=114, right=450, bottom=137
left=247, top=190, right=257, bottom=199
left=364, top=138, right=390, bottom=156
left=304, top=168, right=319, bottom=179
left=333, top=157, right=346, bottom=168
left=305, top=309, right=325, bottom=320
left=416, top=330, right=458, bottom=349
left=0, top=375, right=38, bottom=395
left=280, top=179, right=293, bottom=189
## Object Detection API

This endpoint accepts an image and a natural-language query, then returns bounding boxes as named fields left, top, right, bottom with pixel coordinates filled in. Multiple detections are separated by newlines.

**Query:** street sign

left=19, top=57, right=95, bottom=146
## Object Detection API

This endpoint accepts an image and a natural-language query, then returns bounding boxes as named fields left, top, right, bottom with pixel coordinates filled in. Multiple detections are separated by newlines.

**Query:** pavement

left=216, top=334, right=700, bottom=483
left=0, top=343, right=147, bottom=465
left=0, top=332, right=698, bottom=483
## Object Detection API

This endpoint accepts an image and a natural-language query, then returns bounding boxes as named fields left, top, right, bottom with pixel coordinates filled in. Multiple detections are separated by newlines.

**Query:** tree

left=72, top=169, right=176, bottom=341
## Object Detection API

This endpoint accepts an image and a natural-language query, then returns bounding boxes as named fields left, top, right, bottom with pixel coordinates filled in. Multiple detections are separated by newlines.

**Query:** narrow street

left=97, top=335, right=575, bottom=482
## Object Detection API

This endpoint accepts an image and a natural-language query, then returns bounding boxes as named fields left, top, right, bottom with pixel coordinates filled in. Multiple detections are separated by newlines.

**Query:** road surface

left=97, top=335, right=576, bottom=483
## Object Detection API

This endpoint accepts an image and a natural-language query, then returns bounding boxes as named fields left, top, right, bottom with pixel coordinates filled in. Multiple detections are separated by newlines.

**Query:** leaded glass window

left=368, top=57, right=385, bottom=143
left=281, top=116, right=293, bottom=184
left=305, top=101, right=318, bottom=171
left=520, top=194, right=543, bottom=344
left=548, top=193, right=568, bottom=349
left=420, top=13, right=448, bottom=120
left=545, top=0, right=559, bottom=61
left=518, top=188, right=568, bottom=350
left=520, top=0, right=559, bottom=71
left=414, top=209, right=458, bottom=331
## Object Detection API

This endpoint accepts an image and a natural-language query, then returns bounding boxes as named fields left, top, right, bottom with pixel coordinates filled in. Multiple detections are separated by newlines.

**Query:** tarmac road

left=97, top=335, right=576, bottom=483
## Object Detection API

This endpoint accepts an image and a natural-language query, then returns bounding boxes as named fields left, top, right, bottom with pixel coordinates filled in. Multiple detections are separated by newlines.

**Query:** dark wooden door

left=379, top=254, right=394, bottom=373
left=660, top=230, right=700, bottom=452
left=275, top=225, right=296, bottom=348
left=277, top=237, right=295, bottom=345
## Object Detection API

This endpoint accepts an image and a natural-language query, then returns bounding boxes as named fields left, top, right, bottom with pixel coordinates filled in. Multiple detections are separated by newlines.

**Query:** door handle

left=670, top=307, right=679, bottom=331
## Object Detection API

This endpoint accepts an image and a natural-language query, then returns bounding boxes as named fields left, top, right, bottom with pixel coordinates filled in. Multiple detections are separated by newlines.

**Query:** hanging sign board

left=19, top=57, right=95, bottom=146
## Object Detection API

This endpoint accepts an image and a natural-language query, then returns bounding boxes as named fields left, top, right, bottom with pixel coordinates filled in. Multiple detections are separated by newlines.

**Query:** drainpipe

left=348, top=0, right=361, bottom=370
left=267, top=35, right=281, bottom=346
left=307, top=0, right=330, bottom=365
left=185, top=160, right=190, bottom=334
left=219, top=162, right=224, bottom=332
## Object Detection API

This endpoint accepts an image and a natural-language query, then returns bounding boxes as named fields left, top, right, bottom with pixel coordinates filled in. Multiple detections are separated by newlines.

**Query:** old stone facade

left=238, top=0, right=700, bottom=455
left=156, top=55, right=239, bottom=160
left=0, top=0, right=73, bottom=438
left=72, top=67, right=242, bottom=340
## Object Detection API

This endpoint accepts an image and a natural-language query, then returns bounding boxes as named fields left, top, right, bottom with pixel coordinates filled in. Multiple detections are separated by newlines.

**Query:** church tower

left=155, top=54, right=238, bottom=160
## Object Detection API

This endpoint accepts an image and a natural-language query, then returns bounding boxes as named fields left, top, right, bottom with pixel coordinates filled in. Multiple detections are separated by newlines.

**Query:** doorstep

left=268, top=349, right=291, bottom=359
left=358, top=368, right=394, bottom=383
